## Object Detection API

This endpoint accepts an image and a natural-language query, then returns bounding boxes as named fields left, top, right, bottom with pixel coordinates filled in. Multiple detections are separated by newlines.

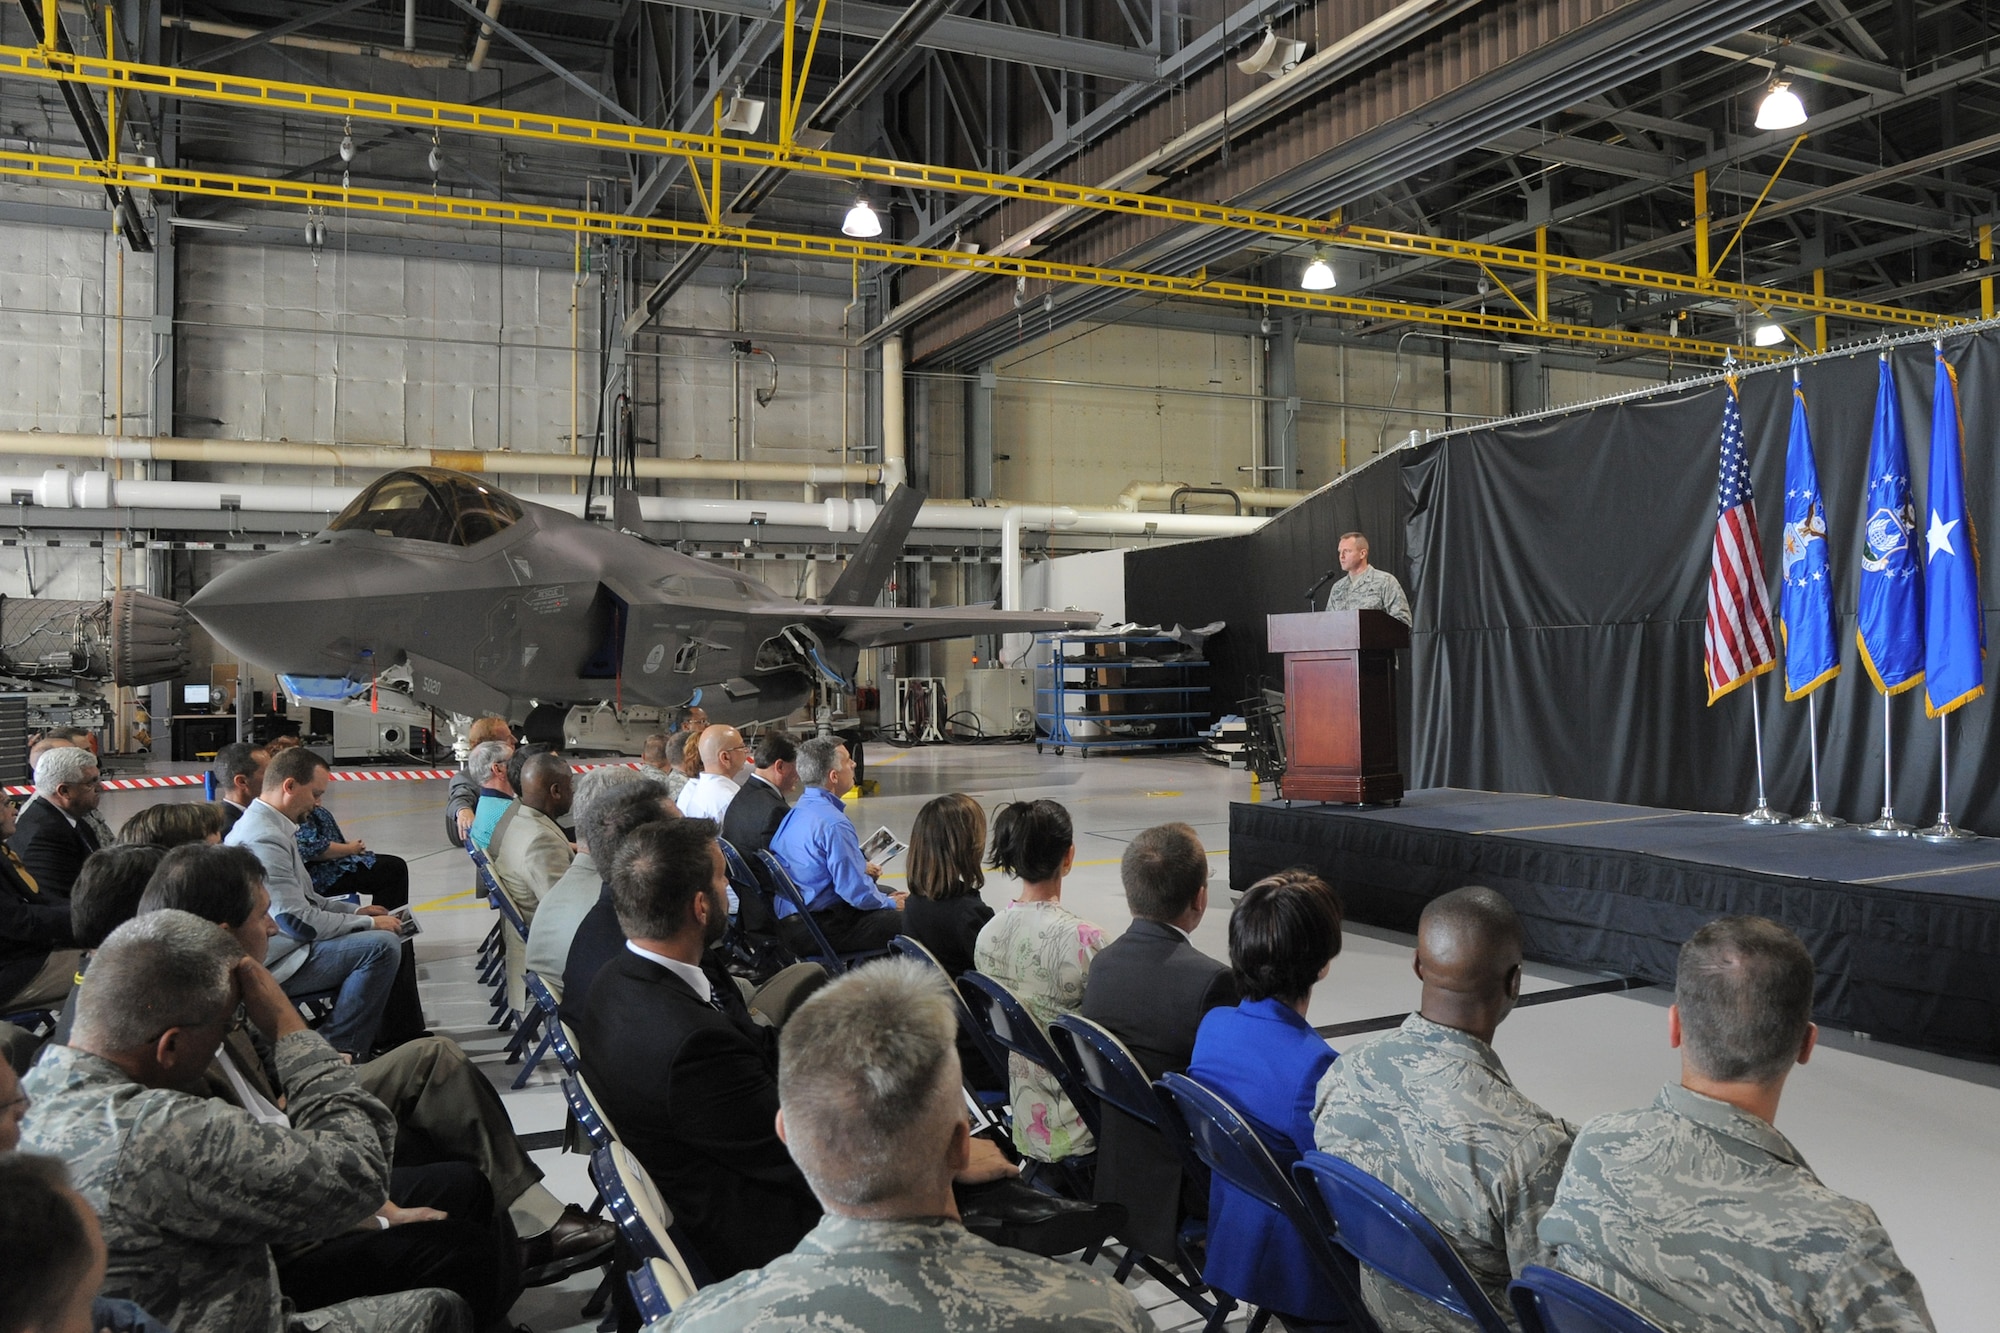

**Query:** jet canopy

left=326, top=468, right=524, bottom=546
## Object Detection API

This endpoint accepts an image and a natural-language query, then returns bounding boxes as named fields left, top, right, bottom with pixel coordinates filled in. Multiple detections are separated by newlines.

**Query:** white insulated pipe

left=25, top=469, right=1265, bottom=539
left=467, top=0, right=503, bottom=72
left=1114, top=479, right=1302, bottom=511
left=404, top=0, right=417, bottom=50
left=881, top=335, right=907, bottom=490
left=0, top=431, right=881, bottom=487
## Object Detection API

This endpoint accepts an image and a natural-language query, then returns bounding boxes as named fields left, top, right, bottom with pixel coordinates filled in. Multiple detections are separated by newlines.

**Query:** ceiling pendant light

left=1753, top=321, right=1787, bottom=347
left=1754, top=79, right=1807, bottom=131
left=1300, top=253, right=1336, bottom=290
left=841, top=198, right=883, bottom=238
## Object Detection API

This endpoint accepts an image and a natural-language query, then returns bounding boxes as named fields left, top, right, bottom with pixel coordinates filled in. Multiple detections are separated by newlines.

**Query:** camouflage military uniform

left=1325, top=565, right=1412, bottom=624
left=1312, top=1014, right=1574, bottom=1332
left=1539, top=1082, right=1934, bottom=1333
left=653, top=1214, right=1151, bottom=1332
left=20, top=1033, right=470, bottom=1333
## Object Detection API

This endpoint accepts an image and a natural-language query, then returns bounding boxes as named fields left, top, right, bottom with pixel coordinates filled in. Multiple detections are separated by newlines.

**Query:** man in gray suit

left=225, top=745, right=404, bottom=1059
left=1081, top=822, right=1238, bottom=1261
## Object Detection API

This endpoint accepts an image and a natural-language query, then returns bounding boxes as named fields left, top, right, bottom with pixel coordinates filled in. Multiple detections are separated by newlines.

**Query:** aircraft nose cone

left=187, top=547, right=374, bottom=678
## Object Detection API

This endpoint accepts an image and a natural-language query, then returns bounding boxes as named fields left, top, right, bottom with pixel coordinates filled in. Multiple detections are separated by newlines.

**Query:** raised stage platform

left=1228, top=789, right=2000, bottom=1062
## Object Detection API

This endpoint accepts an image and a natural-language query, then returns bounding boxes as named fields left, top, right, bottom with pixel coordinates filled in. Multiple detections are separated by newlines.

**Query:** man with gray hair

left=11, top=745, right=103, bottom=899
left=767, top=736, right=903, bottom=956
left=525, top=763, right=647, bottom=997
left=21, top=910, right=469, bottom=1333
left=1540, top=916, right=1933, bottom=1333
left=657, top=958, right=1149, bottom=1332
left=465, top=739, right=517, bottom=852
left=1314, top=887, right=1572, bottom=1331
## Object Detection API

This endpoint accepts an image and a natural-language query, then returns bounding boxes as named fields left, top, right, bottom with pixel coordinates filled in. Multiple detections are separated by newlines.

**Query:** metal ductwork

left=0, top=592, right=192, bottom=686
left=628, top=0, right=956, bottom=334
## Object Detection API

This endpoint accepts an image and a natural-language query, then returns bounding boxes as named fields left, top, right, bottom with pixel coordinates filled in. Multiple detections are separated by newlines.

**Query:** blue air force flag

left=1857, top=356, right=1923, bottom=695
left=1779, top=380, right=1839, bottom=699
left=1922, top=346, right=1985, bottom=717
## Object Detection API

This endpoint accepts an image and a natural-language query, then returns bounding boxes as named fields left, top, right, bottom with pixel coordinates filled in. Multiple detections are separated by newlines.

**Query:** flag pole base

left=1859, top=808, right=1915, bottom=838
left=1794, top=803, right=1846, bottom=831
left=1741, top=802, right=1792, bottom=826
left=1917, top=818, right=1978, bottom=843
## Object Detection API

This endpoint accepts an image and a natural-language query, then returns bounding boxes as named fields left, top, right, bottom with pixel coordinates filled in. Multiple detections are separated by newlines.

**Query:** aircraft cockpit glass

left=327, top=469, right=525, bottom=546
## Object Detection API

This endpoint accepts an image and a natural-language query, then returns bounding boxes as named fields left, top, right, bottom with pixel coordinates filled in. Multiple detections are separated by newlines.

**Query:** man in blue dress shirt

left=767, top=737, right=904, bottom=956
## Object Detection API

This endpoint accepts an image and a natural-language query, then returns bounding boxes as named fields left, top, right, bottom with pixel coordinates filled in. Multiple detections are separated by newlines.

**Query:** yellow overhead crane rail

left=0, top=42, right=1947, bottom=335
left=0, top=149, right=1785, bottom=363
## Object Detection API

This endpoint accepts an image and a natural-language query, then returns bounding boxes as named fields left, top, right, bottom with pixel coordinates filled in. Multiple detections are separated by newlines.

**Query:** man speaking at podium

left=1322, top=531, right=1411, bottom=625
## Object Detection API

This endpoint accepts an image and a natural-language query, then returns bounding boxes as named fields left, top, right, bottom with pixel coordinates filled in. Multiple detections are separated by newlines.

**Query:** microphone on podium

left=1302, top=567, right=1341, bottom=609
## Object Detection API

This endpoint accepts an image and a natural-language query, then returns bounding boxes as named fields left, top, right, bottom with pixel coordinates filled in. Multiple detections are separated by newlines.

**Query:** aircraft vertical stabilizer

left=822, top=484, right=925, bottom=607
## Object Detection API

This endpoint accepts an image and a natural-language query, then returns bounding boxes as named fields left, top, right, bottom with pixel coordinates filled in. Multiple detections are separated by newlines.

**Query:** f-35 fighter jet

left=186, top=467, right=1096, bottom=724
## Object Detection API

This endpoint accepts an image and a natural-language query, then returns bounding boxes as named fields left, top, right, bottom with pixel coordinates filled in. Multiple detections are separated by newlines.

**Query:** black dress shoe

left=955, top=1177, right=1127, bottom=1258
left=517, top=1204, right=617, bottom=1285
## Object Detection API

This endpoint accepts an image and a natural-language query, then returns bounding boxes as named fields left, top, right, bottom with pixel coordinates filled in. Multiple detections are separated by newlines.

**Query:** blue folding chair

left=562, top=1074, right=616, bottom=1154
left=626, top=1257, right=694, bottom=1327
left=1294, top=1151, right=1510, bottom=1333
left=1155, top=1071, right=1374, bottom=1333
left=1050, top=1014, right=1226, bottom=1324
left=594, top=1141, right=712, bottom=1287
left=1509, top=1266, right=1670, bottom=1333
left=957, top=971, right=1098, bottom=1200
left=890, top=935, right=1010, bottom=1115
left=718, top=837, right=798, bottom=977
left=753, top=848, right=891, bottom=974
left=507, top=970, right=569, bottom=1088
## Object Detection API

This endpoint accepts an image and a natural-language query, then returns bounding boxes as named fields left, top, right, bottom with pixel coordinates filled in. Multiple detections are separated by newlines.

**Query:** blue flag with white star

left=1779, top=380, right=1838, bottom=699
left=1857, top=356, right=1923, bottom=694
left=1923, top=346, right=1984, bottom=717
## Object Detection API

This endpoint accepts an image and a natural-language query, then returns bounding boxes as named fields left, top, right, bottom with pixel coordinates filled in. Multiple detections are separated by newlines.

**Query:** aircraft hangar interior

left=5, top=1, right=2000, bottom=1330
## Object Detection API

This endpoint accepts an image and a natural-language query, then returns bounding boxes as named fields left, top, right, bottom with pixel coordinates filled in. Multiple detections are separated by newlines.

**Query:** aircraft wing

left=809, top=605, right=1100, bottom=649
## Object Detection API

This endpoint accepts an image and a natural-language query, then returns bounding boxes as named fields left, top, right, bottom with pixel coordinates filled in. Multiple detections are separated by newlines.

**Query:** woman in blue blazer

left=1188, top=869, right=1345, bottom=1327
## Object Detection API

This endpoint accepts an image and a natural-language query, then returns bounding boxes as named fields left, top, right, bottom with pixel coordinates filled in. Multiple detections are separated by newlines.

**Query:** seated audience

left=656, top=959, right=1151, bottom=1332
left=20, top=911, right=469, bottom=1333
left=0, top=793, right=79, bottom=1015
left=225, top=745, right=409, bottom=1060
left=559, top=785, right=680, bottom=1017
left=902, top=793, right=993, bottom=977
left=0, top=1154, right=107, bottom=1333
left=267, top=734, right=304, bottom=753
left=974, top=798, right=1104, bottom=1164
left=1314, top=886, right=1573, bottom=1331
left=676, top=725, right=750, bottom=823
left=446, top=716, right=513, bottom=846
left=487, top=752, right=575, bottom=1012
left=575, top=816, right=824, bottom=1278
left=210, top=741, right=269, bottom=836
left=525, top=765, right=647, bottom=999
left=769, top=737, right=904, bottom=955
left=1083, top=822, right=1237, bottom=1262
left=10, top=749, right=103, bottom=900
left=719, top=731, right=797, bottom=862
left=1188, top=869, right=1345, bottom=1326
left=464, top=739, right=517, bottom=852
left=27, top=734, right=116, bottom=850
left=298, top=788, right=409, bottom=910
left=118, top=801, right=226, bottom=848
left=1540, top=915, right=1934, bottom=1333
left=139, top=841, right=612, bottom=1285
left=50, top=845, right=169, bottom=1044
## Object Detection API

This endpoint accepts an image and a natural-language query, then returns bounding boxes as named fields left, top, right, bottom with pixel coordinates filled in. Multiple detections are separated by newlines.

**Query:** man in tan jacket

left=488, top=751, right=574, bottom=1013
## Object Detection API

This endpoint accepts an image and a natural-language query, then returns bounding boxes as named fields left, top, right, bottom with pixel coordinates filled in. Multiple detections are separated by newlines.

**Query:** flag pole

left=1859, top=697, right=1913, bottom=836
left=1741, top=687, right=1789, bottom=824
left=1794, top=693, right=1844, bottom=829
left=1918, top=715, right=1977, bottom=841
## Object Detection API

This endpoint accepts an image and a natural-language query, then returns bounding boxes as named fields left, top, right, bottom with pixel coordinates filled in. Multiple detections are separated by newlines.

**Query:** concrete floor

left=95, top=743, right=2000, bottom=1331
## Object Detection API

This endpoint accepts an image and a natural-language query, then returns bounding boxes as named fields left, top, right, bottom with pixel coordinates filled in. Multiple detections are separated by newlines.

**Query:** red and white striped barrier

left=1, top=759, right=646, bottom=798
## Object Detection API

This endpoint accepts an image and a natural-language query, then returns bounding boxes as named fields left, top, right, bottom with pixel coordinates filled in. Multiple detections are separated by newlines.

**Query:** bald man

left=488, top=751, right=575, bottom=1013
left=1312, top=887, right=1573, bottom=1332
left=675, top=725, right=751, bottom=824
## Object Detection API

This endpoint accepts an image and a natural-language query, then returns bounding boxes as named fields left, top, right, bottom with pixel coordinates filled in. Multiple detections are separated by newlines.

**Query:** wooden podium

left=1267, top=609, right=1409, bottom=804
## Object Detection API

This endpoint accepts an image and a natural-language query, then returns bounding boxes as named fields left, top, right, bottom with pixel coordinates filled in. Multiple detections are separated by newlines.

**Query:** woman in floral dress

left=972, top=798, right=1107, bottom=1163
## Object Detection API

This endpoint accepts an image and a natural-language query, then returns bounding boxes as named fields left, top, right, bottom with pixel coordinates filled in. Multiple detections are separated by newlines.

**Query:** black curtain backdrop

left=1124, top=450, right=1409, bottom=728
left=1407, top=330, right=2000, bottom=832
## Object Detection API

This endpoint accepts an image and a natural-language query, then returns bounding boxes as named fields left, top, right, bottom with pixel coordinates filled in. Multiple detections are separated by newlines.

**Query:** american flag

left=1705, top=380, right=1777, bottom=703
